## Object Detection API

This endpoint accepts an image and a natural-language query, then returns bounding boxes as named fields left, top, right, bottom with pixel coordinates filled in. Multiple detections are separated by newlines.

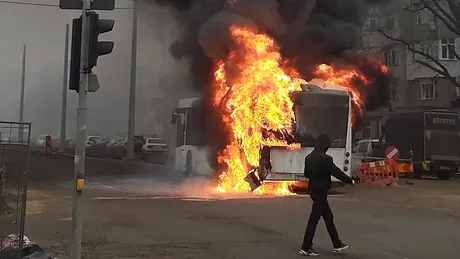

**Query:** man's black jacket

left=304, top=134, right=353, bottom=193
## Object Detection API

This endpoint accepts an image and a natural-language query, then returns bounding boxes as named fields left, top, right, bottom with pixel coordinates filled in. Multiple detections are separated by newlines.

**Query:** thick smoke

left=152, top=0, right=391, bottom=175
left=155, top=0, right=390, bottom=106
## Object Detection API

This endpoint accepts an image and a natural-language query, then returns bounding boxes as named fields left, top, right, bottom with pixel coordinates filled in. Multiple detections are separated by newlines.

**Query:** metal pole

left=127, top=0, right=138, bottom=160
left=71, top=1, right=90, bottom=258
left=18, top=44, right=26, bottom=142
left=60, top=24, right=70, bottom=153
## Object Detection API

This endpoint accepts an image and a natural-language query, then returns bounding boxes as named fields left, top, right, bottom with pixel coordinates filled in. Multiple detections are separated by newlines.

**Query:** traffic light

left=69, top=16, right=82, bottom=92
left=88, top=12, right=114, bottom=68
left=68, top=11, right=114, bottom=92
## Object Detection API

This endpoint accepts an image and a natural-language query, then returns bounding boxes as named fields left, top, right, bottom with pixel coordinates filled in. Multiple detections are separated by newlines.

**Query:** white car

left=142, top=138, right=168, bottom=154
left=351, top=139, right=380, bottom=176
left=86, top=136, right=102, bottom=148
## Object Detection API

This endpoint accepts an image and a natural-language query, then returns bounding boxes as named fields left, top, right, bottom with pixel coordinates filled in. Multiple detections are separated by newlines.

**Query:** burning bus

left=171, top=81, right=353, bottom=193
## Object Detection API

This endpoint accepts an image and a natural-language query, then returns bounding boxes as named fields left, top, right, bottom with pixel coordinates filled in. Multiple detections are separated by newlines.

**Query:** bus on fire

left=171, top=83, right=353, bottom=190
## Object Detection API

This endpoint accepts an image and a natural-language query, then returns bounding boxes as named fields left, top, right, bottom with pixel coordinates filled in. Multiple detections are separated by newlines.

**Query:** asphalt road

left=18, top=166, right=460, bottom=259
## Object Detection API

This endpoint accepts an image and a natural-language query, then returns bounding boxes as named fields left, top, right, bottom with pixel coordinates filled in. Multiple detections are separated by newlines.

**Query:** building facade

left=357, top=0, right=460, bottom=140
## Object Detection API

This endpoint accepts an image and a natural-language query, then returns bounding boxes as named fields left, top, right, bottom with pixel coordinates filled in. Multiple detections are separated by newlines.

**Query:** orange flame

left=211, top=26, right=387, bottom=195
left=212, top=26, right=301, bottom=195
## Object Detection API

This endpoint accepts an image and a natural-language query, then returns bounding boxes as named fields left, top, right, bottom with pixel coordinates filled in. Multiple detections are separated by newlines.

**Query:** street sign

left=59, top=0, right=115, bottom=10
left=385, top=146, right=400, bottom=161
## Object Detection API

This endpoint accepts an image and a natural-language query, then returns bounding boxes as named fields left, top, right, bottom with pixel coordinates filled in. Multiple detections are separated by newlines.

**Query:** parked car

left=351, top=139, right=379, bottom=177
left=106, top=136, right=124, bottom=158
left=142, top=138, right=168, bottom=164
left=35, top=134, right=48, bottom=148
left=121, top=135, right=146, bottom=158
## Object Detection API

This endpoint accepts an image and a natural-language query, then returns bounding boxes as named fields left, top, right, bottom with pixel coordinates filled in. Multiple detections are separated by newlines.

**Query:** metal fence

left=0, top=121, right=31, bottom=258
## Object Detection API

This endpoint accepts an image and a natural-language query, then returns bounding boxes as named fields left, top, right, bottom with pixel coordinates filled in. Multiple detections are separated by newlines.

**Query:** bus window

left=176, top=109, right=186, bottom=147
left=185, top=107, right=206, bottom=146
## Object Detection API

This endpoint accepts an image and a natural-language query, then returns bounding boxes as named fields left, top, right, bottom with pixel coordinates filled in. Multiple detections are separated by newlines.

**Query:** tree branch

left=420, top=0, right=460, bottom=37
left=446, top=0, right=460, bottom=27
left=404, top=2, right=426, bottom=12
left=378, top=29, right=460, bottom=88
left=431, top=0, right=458, bottom=28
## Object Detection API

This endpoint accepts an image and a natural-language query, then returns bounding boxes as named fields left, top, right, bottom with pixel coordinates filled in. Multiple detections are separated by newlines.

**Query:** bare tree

left=378, top=0, right=460, bottom=88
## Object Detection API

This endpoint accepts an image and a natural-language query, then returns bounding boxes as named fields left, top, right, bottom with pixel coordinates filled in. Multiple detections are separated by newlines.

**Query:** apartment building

left=357, top=0, right=460, bottom=139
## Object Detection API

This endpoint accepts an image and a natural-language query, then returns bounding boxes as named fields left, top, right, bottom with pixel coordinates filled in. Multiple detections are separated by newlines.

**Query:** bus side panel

left=190, top=146, right=213, bottom=176
left=175, top=147, right=187, bottom=172
left=270, top=148, right=349, bottom=181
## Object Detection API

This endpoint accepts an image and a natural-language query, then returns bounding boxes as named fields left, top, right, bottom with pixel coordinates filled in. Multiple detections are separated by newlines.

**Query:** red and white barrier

left=357, top=159, right=399, bottom=185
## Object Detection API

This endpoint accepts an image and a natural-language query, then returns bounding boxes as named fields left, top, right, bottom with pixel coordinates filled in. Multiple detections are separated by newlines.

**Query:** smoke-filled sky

left=153, top=0, right=391, bottom=124
left=153, top=0, right=390, bottom=102
left=0, top=0, right=191, bottom=139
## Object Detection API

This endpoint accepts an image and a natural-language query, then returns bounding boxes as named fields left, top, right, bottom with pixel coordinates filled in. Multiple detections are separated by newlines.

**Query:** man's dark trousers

left=302, top=191, right=342, bottom=249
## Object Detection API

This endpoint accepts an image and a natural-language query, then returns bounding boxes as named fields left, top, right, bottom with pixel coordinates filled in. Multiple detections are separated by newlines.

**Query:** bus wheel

left=437, top=171, right=453, bottom=180
left=413, top=165, right=423, bottom=179
left=185, top=152, right=192, bottom=177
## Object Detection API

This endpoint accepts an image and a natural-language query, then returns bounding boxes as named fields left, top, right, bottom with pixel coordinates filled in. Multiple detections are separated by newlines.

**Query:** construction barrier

left=398, top=162, right=414, bottom=175
left=357, top=159, right=399, bottom=185
left=363, top=157, right=413, bottom=174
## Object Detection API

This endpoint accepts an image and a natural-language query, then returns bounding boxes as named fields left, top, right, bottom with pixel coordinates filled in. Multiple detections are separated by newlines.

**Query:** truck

left=371, top=110, right=460, bottom=180
left=171, top=83, right=353, bottom=189
left=351, top=138, right=414, bottom=178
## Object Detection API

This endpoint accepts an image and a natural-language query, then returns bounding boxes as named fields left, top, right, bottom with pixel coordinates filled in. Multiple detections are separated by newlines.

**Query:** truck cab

left=372, top=111, right=460, bottom=180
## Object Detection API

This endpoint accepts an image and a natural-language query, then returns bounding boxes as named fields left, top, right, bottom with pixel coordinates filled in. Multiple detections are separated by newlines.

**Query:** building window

left=384, top=49, right=399, bottom=67
left=391, top=49, right=399, bottom=66
left=418, top=79, right=437, bottom=99
left=384, top=51, right=389, bottom=66
left=369, top=17, right=377, bottom=32
left=391, top=79, right=399, bottom=101
left=414, top=41, right=438, bottom=61
left=386, top=16, right=396, bottom=31
left=416, top=10, right=430, bottom=25
left=440, top=39, right=456, bottom=60
left=456, top=76, right=460, bottom=97
left=416, top=44, right=431, bottom=61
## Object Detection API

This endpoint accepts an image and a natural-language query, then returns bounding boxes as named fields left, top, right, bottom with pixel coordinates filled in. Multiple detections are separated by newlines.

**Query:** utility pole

left=18, top=44, right=26, bottom=142
left=59, top=1, right=115, bottom=258
left=71, top=1, right=90, bottom=258
left=60, top=24, right=70, bottom=153
left=127, top=0, right=138, bottom=160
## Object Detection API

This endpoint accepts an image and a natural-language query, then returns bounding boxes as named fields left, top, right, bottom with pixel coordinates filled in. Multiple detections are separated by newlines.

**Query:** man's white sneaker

left=333, top=243, right=349, bottom=253
left=300, top=248, right=320, bottom=256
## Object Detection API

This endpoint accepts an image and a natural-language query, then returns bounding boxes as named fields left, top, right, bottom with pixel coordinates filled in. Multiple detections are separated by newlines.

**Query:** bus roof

left=177, top=97, right=201, bottom=109
left=176, top=84, right=349, bottom=109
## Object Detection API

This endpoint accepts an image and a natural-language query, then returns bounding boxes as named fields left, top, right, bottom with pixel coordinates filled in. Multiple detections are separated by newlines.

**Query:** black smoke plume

left=151, top=0, right=391, bottom=176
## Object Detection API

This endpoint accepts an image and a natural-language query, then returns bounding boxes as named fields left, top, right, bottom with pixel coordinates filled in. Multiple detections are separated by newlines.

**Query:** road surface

left=22, top=173, right=460, bottom=259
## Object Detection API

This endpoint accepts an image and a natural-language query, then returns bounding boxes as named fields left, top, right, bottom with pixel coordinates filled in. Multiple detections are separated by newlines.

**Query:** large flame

left=211, top=26, right=387, bottom=195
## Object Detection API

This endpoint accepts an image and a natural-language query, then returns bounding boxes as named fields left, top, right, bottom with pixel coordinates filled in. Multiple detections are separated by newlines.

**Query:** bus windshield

left=293, top=92, right=349, bottom=148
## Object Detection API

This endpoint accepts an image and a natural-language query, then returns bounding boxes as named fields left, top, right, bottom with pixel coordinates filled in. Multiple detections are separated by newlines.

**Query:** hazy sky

left=0, top=0, right=192, bottom=139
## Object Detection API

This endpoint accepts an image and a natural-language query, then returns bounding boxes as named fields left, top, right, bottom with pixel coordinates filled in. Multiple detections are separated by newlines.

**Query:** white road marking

left=93, top=196, right=175, bottom=200
left=94, top=182, right=116, bottom=189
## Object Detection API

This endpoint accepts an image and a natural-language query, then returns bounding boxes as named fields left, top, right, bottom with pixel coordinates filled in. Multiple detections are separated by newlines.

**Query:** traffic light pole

left=60, top=24, right=70, bottom=153
left=127, top=0, right=138, bottom=160
left=71, top=1, right=90, bottom=258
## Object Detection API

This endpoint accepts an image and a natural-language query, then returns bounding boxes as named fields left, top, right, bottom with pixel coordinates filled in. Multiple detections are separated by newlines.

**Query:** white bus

left=171, top=83, right=353, bottom=185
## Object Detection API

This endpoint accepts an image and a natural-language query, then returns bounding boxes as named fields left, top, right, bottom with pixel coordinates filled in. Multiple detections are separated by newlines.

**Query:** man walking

left=300, top=134, right=354, bottom=256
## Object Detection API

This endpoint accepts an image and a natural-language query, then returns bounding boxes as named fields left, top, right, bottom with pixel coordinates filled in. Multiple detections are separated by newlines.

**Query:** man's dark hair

left=315, top=134, right=331, bottom=152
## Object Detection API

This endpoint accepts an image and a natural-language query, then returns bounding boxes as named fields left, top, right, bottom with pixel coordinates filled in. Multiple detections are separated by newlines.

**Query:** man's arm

left=326, top=156, right=353, bottom=184
left=304, top=157, right=312, bottom=178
